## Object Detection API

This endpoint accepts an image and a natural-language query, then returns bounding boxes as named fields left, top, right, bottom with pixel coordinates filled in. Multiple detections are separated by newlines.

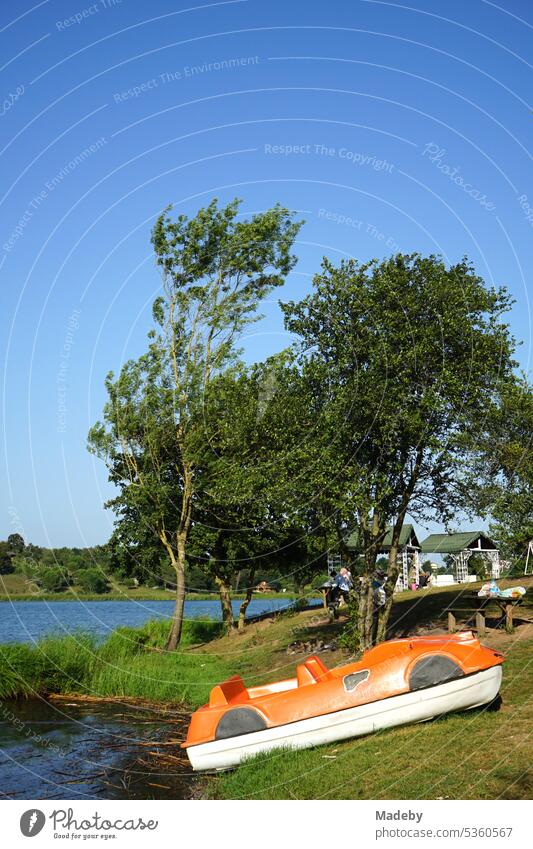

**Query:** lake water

left=0, top=597, right=305, bottom=798
left=0, top=698, right=192, bottom=800
left=0, top=598, right=294, bottom=644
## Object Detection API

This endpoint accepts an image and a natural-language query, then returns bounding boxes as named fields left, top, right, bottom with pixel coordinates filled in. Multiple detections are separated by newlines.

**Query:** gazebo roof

left=345, top=523, right=421, bottom=552
left=420, top=531, right=498, bottom=554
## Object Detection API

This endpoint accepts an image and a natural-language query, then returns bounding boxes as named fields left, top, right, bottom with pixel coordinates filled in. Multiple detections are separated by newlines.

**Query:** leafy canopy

left=281, top=253, right=516, bottom=545
left=88, top=199, right=303, bottom=640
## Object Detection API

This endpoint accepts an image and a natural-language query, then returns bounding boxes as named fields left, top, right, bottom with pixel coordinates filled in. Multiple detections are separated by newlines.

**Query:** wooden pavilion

left=420, top=531, right=501, bottom=583
left=344, top=523, right=422, bottom=591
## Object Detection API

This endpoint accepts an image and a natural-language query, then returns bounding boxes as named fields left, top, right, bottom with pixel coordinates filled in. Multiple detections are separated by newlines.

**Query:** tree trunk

left=375, top=543, right=399, bottom=644
left=163, top=462, right=193, bottom=651
left=237, top=567, right=256, bottom=631
left=374, top=448, right=425, bottom=645
left=211, top=534, right=236, bottom=633
left=166, top=534, right=187, bottom=651
left=356, top=574, right=375, bottom=651
left=349, top=521, right=383, bottom=651
left=215, top=575, right=236, bottom=632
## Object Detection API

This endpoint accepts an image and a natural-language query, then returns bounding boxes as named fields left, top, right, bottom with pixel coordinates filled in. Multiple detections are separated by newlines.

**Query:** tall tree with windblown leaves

left=88, top=199, right=302, bottom=649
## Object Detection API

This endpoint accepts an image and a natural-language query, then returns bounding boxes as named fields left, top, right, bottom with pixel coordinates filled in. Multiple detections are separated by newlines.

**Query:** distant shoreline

left=0, top=591, right=309, bottom=603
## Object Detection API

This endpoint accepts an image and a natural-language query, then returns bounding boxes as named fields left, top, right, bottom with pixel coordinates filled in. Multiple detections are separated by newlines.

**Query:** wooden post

left=475, top=612, right=486, bottom=636
left=322, top=589, right=328, bottom=610
left=505, top=603, right=514, bottom=633
left=448, top=612, right=456, bottom=633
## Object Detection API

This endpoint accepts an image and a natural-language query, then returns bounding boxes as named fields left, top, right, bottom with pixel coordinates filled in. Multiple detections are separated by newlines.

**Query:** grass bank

left=0, top=574, right=303, bottom=602
left=0, top=599, right=319, bottom=707
left=1, top=577, right=531, bottom=799
left=212, top=637, right=532, bottom=800
left=0, top=619, right=229, bottom=707
left=209, top=577, right=533, bottom=800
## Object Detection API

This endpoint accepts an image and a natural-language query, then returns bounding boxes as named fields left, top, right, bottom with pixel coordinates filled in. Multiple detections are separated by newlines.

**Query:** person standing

left=332, top=567, right=352, bottom=605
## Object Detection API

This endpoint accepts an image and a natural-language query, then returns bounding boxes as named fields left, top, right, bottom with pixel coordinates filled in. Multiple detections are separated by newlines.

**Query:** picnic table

left=447, top=592, right=524, bottom=635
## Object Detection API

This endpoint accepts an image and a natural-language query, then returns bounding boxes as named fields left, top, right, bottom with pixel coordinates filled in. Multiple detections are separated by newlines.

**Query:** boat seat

left=209, top=675, right=249, bottom=707
left=297, top=655, right=333, bottom=686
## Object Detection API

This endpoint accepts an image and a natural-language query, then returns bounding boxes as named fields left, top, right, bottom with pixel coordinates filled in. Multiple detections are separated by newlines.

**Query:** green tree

left=40, top=567, right=68, bottom=593
left=89, top=199, right=302, bottom=648
left=474, top=377, right=533, bottom=564
left=233, top=357, right=335, bottom=595
left=77, top=568, right=109, bottom=594
left=0, top=542, right=15, bottom=575
left=468, top=554, right=488, bottom=580
left=7, top=533, right=25, bottom=554
left=0, top=534, right=26, bottom=574
left=107, top=507, right=169, bottom=585
left=282, top=253, right=516, bottom=649
left=189, top=364, right=297, bottom=630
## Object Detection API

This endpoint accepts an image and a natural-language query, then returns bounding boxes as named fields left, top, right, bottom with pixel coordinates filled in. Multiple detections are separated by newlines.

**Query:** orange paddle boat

left=183, top=632, right=503, bottom=771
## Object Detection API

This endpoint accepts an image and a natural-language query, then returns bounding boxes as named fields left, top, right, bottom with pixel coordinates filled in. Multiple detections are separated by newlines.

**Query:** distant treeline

left=0, top=533, right=312, bottom=595
left=0, top=533, right=113, bottom=593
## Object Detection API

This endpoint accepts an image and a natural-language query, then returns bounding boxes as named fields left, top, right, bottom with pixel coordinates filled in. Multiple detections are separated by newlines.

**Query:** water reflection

left=0, top=698, right=192, bottom=799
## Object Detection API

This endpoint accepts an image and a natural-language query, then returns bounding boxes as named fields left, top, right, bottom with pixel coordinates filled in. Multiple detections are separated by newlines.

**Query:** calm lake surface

left=0, top=699, right=192, bottom=800
left=0, top=598, right=294, bottom=644
left=0, top=599, right=298, bottom=799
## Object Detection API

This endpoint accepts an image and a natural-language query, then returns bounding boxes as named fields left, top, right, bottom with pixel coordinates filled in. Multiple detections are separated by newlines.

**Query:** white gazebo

left=525, top=541, right=533, bottom=575
left=420, top=531, right=501, bottom=583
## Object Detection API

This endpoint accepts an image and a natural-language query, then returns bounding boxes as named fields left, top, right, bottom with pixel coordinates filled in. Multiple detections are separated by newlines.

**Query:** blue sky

left=1, top=0, right=532, bottom=547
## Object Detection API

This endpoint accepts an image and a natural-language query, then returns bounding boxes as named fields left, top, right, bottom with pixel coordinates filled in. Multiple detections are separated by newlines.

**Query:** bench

left=447, top=593, right=524, bottom=635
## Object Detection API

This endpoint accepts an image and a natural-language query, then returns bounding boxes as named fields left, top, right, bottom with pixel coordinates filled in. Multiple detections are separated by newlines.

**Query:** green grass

left=1, top=577, right=531, bottom=799
left=211, top=640, right=533, bottom=800
left=0, top=601, right=318, bottom=707
left=0, top=573, right=304, bottom=603
left=388, top=576, right=533, bottom=634
left=206, top=578, right=533, bottom=800
left=0, top=634, right=98, bottom=699
left=0, top=618, right=227, bottom=706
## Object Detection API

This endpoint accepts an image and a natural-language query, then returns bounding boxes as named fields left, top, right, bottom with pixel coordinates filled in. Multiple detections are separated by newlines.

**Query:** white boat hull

left=186, top=665, right=502, bottom=771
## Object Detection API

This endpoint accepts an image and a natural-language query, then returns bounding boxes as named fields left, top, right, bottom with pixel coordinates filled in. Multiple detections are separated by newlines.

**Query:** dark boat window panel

left=409, top=655, right=464, bottom=691
left=215, top=707, right=267, bottom=739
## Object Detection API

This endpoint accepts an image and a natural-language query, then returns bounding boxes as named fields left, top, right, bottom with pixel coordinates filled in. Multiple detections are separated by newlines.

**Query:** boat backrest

left=297, top=664, right=316, bottom=686
left=209, top=675, right=248, bottom=707
left=297, top=655, right=332, bottom=686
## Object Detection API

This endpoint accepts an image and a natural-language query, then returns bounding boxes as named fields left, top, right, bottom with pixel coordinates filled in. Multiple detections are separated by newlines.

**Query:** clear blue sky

left=1, top=0, right=532, bottom=547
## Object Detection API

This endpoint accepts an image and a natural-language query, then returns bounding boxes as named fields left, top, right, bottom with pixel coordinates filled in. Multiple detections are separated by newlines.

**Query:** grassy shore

left=208, top=577, right=533, bottom=800
left=1, top=576, right=531, bottom=799
left=0, top=619, right=229, bottom=706
left=213, top=637, right=532, bottom=800
left=0, top=574, right=302, bottom=603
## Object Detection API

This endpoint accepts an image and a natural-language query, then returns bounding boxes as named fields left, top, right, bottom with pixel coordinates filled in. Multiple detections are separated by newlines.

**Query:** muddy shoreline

left=0, top=694, right=201, bottom=800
